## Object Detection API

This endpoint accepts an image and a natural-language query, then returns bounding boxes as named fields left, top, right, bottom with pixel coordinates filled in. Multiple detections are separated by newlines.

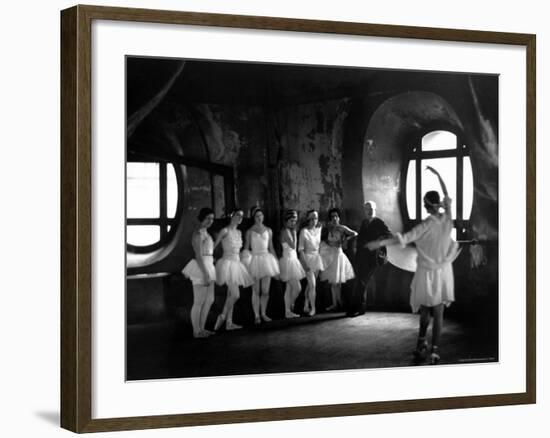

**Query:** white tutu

left=279, top=257, right=306, bottom=281
left=319, top=241, right=334, bottom=266
left=242, top=250, right=280, bottom=279
left=320, top=246, right=355, bottom=284
left=182, top=256, right=216, bottom=285
left=216, top=255, right=254, bottom=287
left=279, top=250, right=306, bottom=281
left=302, top=252, right=324, bottom=272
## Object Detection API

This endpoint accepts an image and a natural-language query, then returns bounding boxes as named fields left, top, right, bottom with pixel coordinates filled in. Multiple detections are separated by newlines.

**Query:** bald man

left=347, top=201, right=391, bottom=317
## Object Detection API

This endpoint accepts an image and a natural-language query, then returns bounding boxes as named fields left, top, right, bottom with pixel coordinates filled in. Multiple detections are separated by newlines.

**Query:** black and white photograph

left=125, top=56, right=499, bottom=381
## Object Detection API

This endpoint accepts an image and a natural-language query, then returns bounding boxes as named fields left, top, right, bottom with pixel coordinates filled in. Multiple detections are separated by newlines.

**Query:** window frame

left=126, top=159, right=185, bottom=254
left=400, top=123, right=472, bottom=241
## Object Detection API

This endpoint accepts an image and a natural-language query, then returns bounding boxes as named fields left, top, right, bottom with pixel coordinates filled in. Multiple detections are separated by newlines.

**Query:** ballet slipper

left=429, top=346, right=441, bottom=365
left=307, top=309, right=316, bottom=317
left=285, top=311, right=300, bottom=319
left=429, top=352, right=441, bottom=365
left=254, top=315, right=261, bottom=325
left=202, top=329, right=215, bottom=336
left=193, top=331, right=209, bottom=339
left=413, top=340, right=429, bottom=362
left=226, top=322, right=242, bottom=331
left=261, top=314, right=272, bottom=322
left=325, top=305, right=337, bottom=311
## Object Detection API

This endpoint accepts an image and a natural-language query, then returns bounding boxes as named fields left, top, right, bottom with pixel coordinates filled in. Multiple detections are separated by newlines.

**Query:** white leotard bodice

left=250, top=229, right=269, bottom=255
left=221, top=228, right=243, bottom=258
left=299, top=226, right=322, bottom=253
left=199, top=229, right=214, bottom=256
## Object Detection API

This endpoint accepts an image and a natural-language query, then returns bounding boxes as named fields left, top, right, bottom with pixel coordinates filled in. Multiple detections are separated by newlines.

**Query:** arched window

left=126, top=161, right=182, bottom=253
left=404, top=129, right=474, bottom=240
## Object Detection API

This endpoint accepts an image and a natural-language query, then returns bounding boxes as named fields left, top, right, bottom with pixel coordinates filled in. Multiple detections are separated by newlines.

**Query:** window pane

left=127, top=163, right=159, bottom=218
left=463, top=156, right=474, bottom=219
left=421, top=158, right=457, bottom=219
left=422, top=131, right=456, bottom=151
left=167, top=164, right=178, bottom=218
left=127, top=225, right=160, bottom=246
left=406, top=160, right=416, bottom=219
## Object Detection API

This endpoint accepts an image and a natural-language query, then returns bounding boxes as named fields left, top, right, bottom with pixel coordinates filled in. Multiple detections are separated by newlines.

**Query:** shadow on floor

left=34, top=411, right=59, bottom=427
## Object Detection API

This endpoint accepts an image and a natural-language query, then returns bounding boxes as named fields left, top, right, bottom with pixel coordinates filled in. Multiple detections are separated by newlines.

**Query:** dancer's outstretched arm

left=426, top=165, right=449, bottom=199
left=426, top=165, right=451, bottom=214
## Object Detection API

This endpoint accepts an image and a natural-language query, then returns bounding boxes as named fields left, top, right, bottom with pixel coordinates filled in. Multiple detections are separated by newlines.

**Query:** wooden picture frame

left=60, top=4, right=536, bottom=433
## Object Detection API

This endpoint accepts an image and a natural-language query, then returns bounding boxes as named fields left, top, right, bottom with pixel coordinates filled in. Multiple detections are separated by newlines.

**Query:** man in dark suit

left=347, top=201, right=391, bottom=317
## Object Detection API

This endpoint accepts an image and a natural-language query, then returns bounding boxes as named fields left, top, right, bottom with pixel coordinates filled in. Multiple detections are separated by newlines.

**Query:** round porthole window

left=404, top=130, right=474, bottom=240
left=126, top=161, right=182, bottom=253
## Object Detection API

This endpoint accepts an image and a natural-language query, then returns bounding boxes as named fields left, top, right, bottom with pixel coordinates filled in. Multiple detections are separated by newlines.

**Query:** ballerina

left=279, top=210, right=306, bottom=318
left=242, top=207, right=280, bottom=324
left=213, top=208, right=254, bottom=331
left=181, top=207, right=217, bottom=338
left=367, top=166, right=460, bottom=364
left=298, top=210, right=324, bottom=316
left=320, top=208, right=358, bottom=311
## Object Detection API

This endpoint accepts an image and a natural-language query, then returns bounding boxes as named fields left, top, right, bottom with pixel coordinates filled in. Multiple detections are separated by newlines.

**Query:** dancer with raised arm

left=213, top=208, right=253, bottom=331
left=298, top=210, right=324, bottom=316
left=321, top=208, right=358, bottom=311
left=367, top=166, right=460, bottom=364
left=181, top=207, right=217, bottom=338
left=243, top=207, right=280, bottom=324
left=279, top=210, right=306, bottom=318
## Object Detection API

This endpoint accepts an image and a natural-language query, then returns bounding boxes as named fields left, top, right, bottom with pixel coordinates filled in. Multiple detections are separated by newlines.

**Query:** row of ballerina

left=182, top=206, right=359, bottom=338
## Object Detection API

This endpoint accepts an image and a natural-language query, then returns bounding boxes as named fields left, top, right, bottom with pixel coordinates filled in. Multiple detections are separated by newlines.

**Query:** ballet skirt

left=396, top=199, right=460, bottom=313
left=320, top=229, right=355, bottom=284
left=242, top=229, right=280, bottom=279
left=279, top=242, right=306, bottom=282
left=298, top=226, right=325, bottom=272
left=215, top=228, right=254, bottom=287
left=182, top=229, right=216, bottom=285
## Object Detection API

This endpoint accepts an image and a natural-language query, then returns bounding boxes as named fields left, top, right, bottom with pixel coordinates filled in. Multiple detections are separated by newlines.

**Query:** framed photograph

left=60, top=4, right=536, bottom=433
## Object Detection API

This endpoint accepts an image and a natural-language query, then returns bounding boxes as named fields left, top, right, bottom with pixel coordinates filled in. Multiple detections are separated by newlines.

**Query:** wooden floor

left=126, top=311, right=498, bottom=381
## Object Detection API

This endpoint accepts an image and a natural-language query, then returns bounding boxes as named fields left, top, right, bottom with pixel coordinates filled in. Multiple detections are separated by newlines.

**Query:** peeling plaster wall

left=278, top=99, right=350, bottom=220
left=195, top=104, right=268, bottom=215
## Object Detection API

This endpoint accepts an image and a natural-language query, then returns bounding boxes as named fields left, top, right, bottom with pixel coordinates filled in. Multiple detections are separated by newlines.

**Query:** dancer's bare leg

left=199, top=282, right=215, bottom=334
left=191, top=285, right=207, bottom=337
left=225, top=283, right=242, bottom=330
left=285, top=280, right=300, bottom=318
left=430, top=304, right=445, bottom=364
left=251, top=280, right=261, bottom=324
left=335, top=284, right=342, bottom=308
left=327, top=284, right=341, bottom=311
left=413, top=305, right=431, bottom=359
left=305, top=270, right=317, bottom=316
left=260, top=277, right=272, bottom=321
